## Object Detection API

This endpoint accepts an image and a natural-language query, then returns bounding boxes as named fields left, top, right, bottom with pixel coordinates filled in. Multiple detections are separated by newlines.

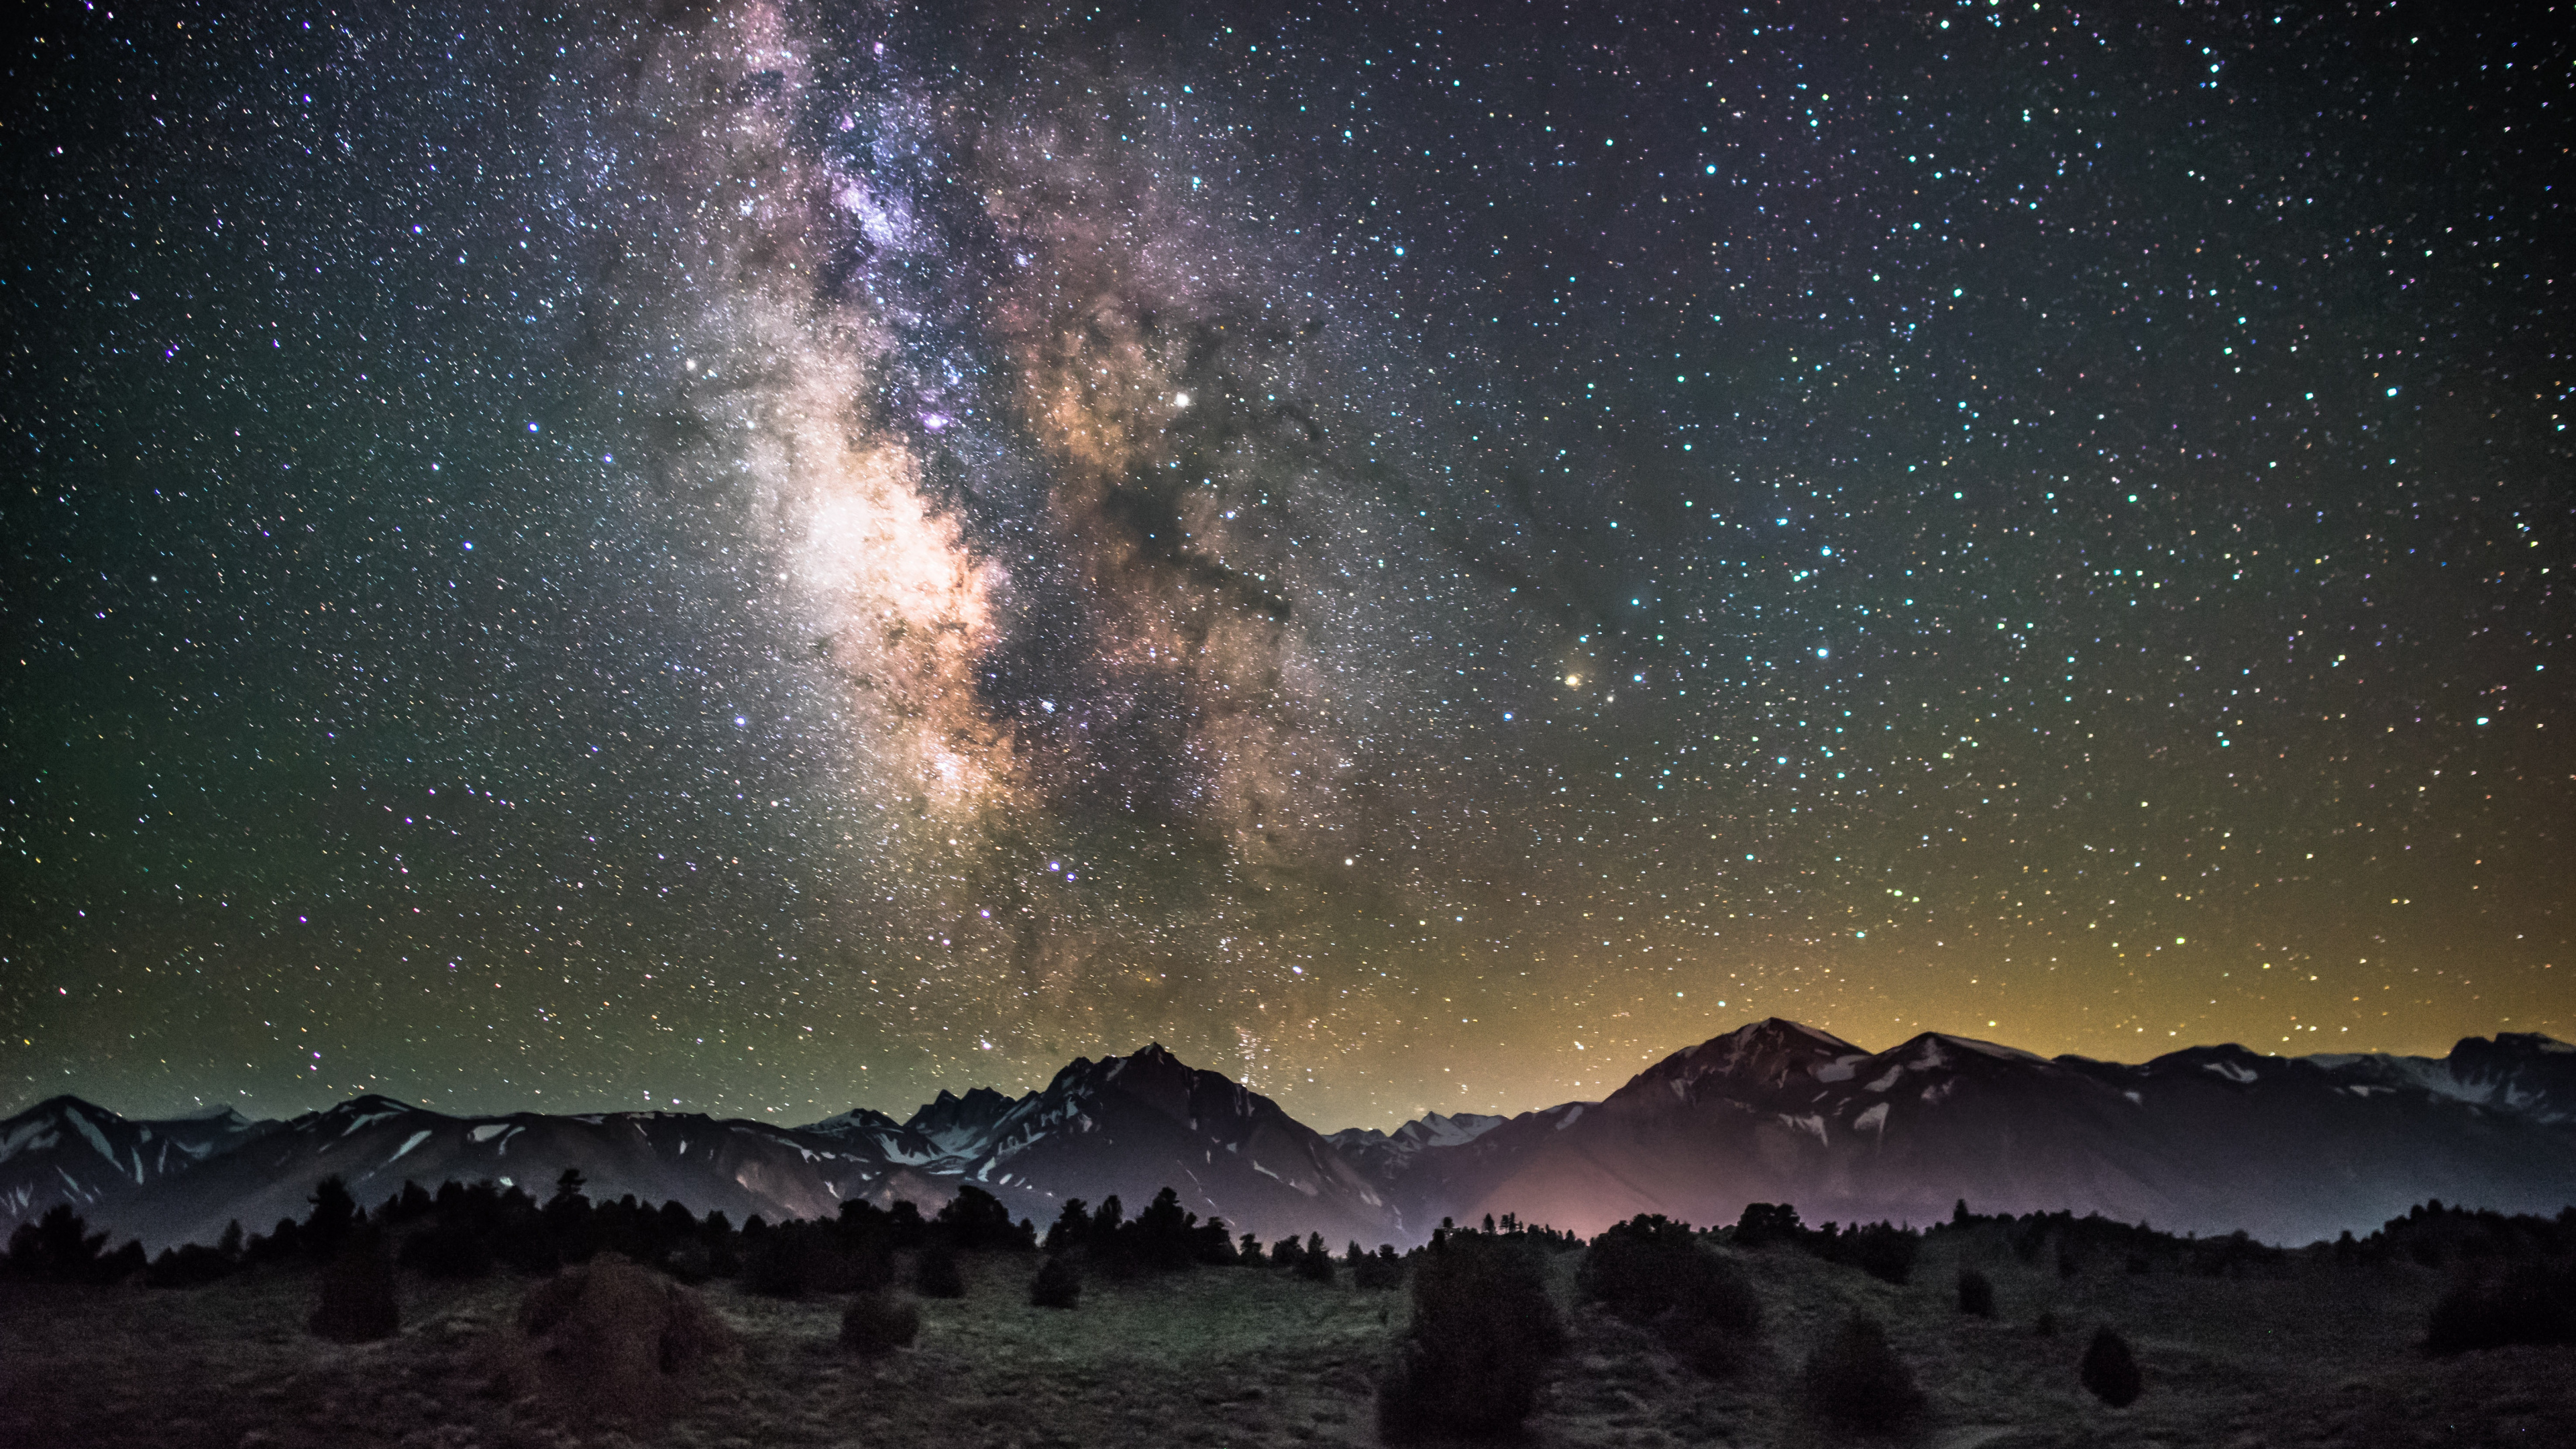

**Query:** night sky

left=4, top=0, right=2567, bottom=1130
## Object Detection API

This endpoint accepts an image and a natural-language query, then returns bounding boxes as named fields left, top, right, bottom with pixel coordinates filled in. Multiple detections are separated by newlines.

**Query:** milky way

left=3, top=0, right=2567, bottom=1128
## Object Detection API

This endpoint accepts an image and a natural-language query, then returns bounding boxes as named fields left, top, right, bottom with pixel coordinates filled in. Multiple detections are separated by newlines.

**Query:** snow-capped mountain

left=828, top=1044, right=1405, bottom=1246
left=1371, top=1020, right=2576, bottom=1244
left=0, top=1096, right=276, bottom=1230
left=7, top=1024, right=2571, bottom=1253
left=1325, top=1112, right=1513, bottom=1182
left=1, top=1093, right=945, bottom=1252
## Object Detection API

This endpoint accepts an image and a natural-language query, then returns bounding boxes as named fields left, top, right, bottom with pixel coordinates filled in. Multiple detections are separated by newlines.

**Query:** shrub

left=2080, top=1326, right=2143, bottom=1407
left=1375, top=1233, right=1566, bottom=1442
left=914, top=1243, right=965, bottom=1299
left=1581, top=1214, right=1701, bottom=1322
left=1580, top=1215, right=1761, bottom=1376
left=507, top=1256, right=734, bottom=1428
left=840, top=1289, right=922, bottom=1355
left=1957, top=1267, right=1995, bottom=1318
left=309, top=1230, right=400, bottom=1342
left=1801, top=1312, right=1926, bottom=1435
left=1031, top=1254, right=1081, bottom=1309
left=2424, top=1263, right=2576, bottom=1355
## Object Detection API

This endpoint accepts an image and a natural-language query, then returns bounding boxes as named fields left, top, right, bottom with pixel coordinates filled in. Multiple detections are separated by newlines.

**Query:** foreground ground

left=3, top=1228, right=2569, bottom=1448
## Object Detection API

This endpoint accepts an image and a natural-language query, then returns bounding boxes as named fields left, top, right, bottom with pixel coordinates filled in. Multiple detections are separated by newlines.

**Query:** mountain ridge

left=7, top=1025, right=2571, bottom=1252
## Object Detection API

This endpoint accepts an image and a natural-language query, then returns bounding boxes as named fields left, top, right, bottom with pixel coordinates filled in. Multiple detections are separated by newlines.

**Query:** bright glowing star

left=1344, top=858, right=1354, bottom=866
left=1393, top=246, right=1404, bottom=256
left=1292, top=966, right=1304, bottom=974
left=1816, top=647, right=1829, bottom=658
left=1040, top=699, right=1055, bottom=712
left=527, top=422, right=539, bottom=432
left=1501, top=711, right=1513, bottom=720
left=685, top=358, right=696, bottom=371
left=462, top=541, right=474, bottom=551
left=1565, top=675, right=1581, bottom=687
left=2387, top=386, right=2399, bottom=396
left=1705, top=164, right=1716, bottom=173
left=2476, top=716, right=2489, bottom=725
left=733, top=716, right=748, bottom=728
left=1173, top=392, right=1191, bottom=407
left=1049, top=861, right=1061, bottom=871
left=1820, top=545, right=1833, bottom=556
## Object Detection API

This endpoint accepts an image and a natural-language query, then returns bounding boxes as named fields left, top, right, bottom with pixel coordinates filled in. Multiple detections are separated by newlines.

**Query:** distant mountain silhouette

left=1373, top=1020, right=2576, bottom=1243
left=5, top=1024, right=2571, bottom=1250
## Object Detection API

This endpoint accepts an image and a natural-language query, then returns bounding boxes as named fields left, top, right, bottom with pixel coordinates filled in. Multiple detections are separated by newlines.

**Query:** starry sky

left=4, top=0, right=2567, bottom=1130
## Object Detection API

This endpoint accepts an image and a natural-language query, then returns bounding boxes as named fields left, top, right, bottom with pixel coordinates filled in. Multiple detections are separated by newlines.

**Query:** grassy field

left=3, top=1227, right=2568, bottom=1448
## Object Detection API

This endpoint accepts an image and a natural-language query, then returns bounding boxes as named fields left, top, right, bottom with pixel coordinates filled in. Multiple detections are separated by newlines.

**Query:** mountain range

left=5, top=1022, right=2571, bottom=1252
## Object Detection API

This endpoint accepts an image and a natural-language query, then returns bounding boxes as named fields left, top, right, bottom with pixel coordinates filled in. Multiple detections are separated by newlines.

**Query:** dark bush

left=841, top=1289, right=922, bottom=1355
left=1580, top=1215, right=1761, bottom=1375
left=1581, top=1214, right=1702, bottom=1322
left=2424, top=1263, right=2576, bottom=1355
left=1957, top=1267, right=1995, bottom=1318
left=1031, top=1254, right=1081, bottom=1309
left=1801, top=1311, right=1926, bottom=1435
left=2080, top=1326, right=2143, bottom=1407
left=310, top=1230, right=400, bottom=1342
left=1375, top=1232, right=1566, bottom=1442
left=914, top=1242, right=965, bottom=1299
left=2034, top=1309, right=2061, bottom=1338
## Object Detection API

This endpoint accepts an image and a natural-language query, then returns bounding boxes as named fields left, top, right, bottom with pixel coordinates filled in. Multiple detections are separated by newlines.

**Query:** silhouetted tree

left=6, top=1205, right=108, bottom=1283
left=304, top=1176, right=362, bottom=1263
left=1042, top=1199, right=1091, bottom=1255
left=146, top=1241, right=237, bottom=1288
left=934, top=1185, right=1030, bottom=1251
left=1734, top=1201, right=1804, bottom=1247
left=1352, top=1244, right=1406, bottom=1291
